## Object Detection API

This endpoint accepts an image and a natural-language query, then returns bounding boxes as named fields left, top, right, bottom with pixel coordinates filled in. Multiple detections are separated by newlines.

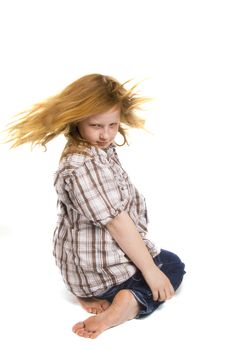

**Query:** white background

left=0, top=0, right=233, bottom=349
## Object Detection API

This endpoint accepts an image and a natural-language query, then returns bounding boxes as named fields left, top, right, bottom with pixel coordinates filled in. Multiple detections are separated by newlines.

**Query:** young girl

left=4, top=73, right=185, bottom=339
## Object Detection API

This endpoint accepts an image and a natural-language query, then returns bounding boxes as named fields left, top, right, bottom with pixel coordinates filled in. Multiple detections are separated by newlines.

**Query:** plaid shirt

left=53, top=144, right=159, bottom=297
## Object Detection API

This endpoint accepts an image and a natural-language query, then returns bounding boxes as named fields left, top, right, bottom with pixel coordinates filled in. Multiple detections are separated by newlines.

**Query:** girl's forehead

left=88, top=107, right=121, bottom=122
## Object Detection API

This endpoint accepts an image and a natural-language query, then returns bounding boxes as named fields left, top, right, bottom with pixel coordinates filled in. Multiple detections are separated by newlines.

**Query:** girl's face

left=77, top=106, right=121, bottom=149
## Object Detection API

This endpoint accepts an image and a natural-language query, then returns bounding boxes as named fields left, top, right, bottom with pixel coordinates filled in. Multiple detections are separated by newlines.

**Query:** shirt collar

left=89, top=143, right=116, bottom=159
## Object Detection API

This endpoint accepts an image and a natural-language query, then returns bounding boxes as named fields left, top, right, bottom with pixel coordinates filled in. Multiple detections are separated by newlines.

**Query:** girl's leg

left=73, top=289, right=140, bottom=339
left=156, top=249, right=186, bottom=291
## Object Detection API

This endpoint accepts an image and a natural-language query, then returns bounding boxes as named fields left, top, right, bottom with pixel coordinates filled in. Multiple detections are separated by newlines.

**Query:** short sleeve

left=63, top=161, right=128, bottom=225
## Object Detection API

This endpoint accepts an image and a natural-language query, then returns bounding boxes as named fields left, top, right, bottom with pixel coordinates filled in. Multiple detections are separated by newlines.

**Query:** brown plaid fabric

left=53, top=144, right=159, bottom=297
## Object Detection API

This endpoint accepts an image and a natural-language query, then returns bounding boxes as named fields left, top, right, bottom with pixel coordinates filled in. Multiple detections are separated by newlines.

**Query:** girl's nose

left=100, top=128, right=109, bottom=140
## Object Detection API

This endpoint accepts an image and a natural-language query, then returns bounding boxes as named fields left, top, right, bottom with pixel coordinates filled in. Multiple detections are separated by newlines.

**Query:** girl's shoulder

left=57, top=152, right=90, bottom=175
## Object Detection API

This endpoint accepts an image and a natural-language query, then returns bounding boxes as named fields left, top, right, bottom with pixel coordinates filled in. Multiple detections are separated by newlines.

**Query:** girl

left=4, top=73, right=185, bottom=339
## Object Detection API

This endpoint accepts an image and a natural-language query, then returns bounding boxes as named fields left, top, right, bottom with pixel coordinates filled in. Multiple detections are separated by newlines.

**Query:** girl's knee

left=159, top=249, right=184, bottom=266
left=158, top=249, right=186, bottom=290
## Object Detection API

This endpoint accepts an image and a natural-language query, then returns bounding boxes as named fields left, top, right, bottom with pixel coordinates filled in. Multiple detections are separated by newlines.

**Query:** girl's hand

left=143, top=266, right=175, bottom=301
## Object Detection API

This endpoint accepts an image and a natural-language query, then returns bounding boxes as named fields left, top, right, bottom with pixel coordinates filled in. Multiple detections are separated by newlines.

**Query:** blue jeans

left=97, top=249, right=186, bottom=318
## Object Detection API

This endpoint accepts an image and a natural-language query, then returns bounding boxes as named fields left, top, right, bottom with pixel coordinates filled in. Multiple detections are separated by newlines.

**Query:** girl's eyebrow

left=89, top=120, right=119, bottom=125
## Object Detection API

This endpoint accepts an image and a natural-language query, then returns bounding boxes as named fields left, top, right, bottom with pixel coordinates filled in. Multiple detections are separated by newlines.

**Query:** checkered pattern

left=53, top=145, right=159, bottom=297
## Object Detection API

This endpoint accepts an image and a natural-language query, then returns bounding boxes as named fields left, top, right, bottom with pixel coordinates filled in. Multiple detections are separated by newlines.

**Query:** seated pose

left=4, top=73, right=185, bottom=339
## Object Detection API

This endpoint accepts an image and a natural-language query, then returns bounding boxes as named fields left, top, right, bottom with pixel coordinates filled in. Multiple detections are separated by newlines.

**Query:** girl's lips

left=97, top=141, right=109, bottom=146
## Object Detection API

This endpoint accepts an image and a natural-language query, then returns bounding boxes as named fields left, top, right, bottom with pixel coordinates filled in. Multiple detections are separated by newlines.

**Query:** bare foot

left=77, top=297, right=110, bottom=314
left=73, top=289, right=140, bottom=339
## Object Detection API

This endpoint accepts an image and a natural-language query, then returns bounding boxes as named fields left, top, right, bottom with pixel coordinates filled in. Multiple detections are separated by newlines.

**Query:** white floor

left=0, top=134, right=232, bottom=350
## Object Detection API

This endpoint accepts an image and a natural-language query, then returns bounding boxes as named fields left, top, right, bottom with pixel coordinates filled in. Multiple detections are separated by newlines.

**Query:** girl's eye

left=91, top=124, right=101, bottom=128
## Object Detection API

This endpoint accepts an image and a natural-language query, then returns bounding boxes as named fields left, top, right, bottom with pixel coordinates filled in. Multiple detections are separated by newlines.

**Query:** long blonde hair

left=3, top=73, right=150, bottom=159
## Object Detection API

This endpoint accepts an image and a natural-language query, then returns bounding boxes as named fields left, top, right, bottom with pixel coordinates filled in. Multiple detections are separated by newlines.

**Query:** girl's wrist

left=141, top=262, right=159, bottom=276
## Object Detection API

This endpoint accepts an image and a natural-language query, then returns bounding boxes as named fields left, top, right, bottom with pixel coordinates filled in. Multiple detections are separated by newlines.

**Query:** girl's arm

left=106, top=211, right=174, bottom=301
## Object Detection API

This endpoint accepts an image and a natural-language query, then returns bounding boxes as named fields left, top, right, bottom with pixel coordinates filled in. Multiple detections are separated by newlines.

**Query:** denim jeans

left=97, top=249, right=186, bottom=318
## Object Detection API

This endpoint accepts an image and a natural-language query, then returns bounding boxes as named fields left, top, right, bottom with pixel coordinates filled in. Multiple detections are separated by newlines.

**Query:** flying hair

left=2, top=73, right=152, bottom=158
